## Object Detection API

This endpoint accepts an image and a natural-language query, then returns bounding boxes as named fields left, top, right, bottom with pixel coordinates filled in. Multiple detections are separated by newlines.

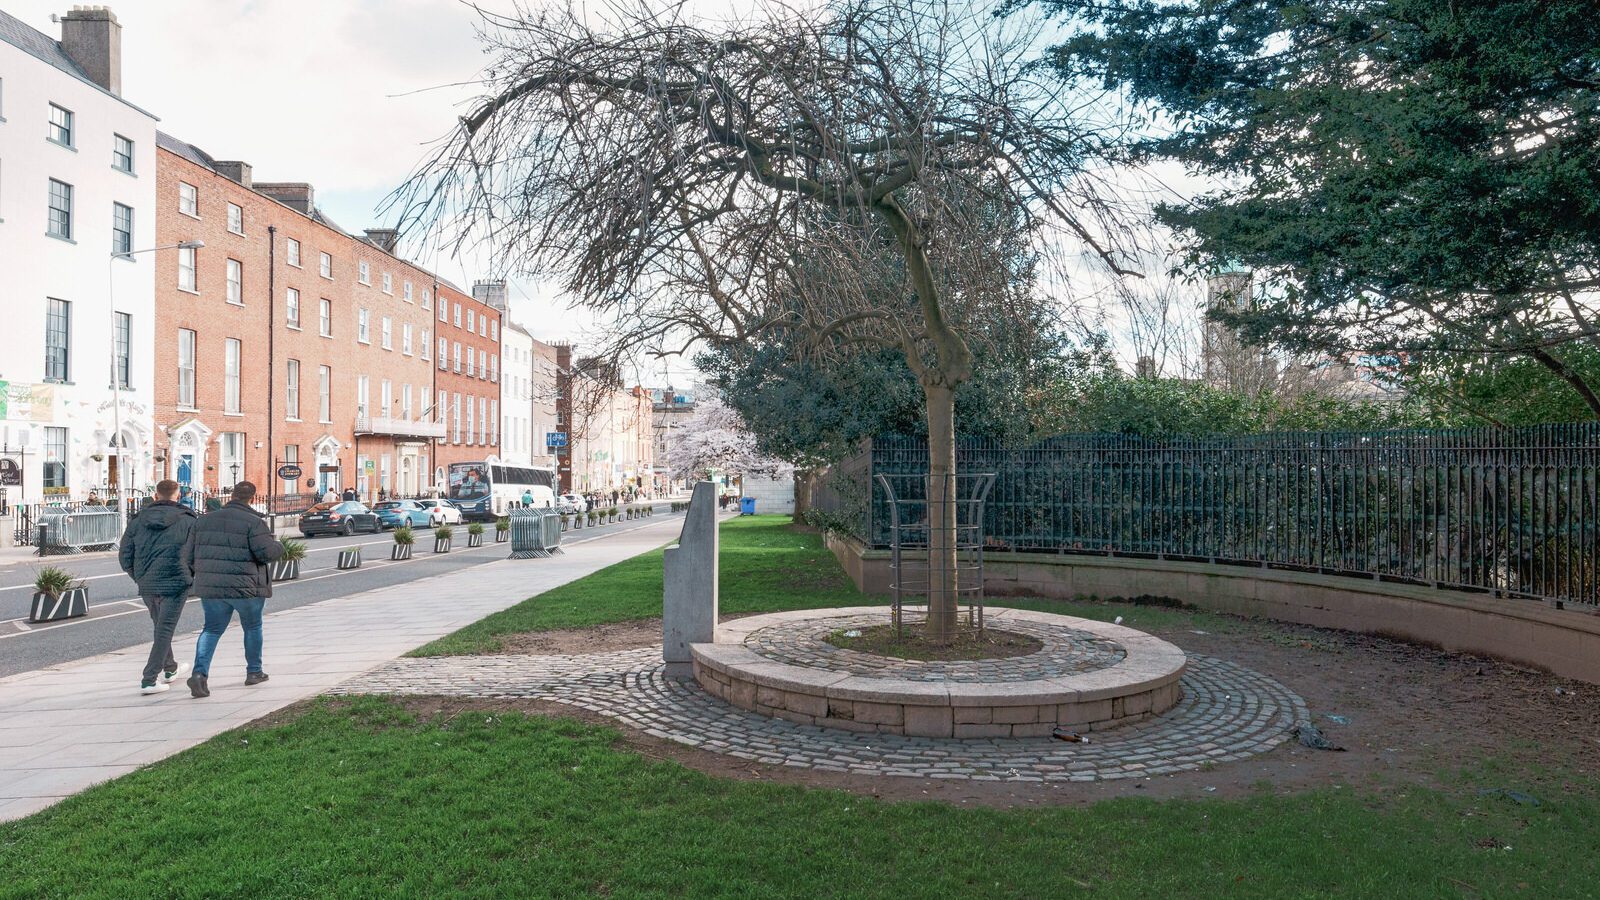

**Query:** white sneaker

left=140, top=681, right=171, bottom=695
left=162, top=662, right=190, bottom=683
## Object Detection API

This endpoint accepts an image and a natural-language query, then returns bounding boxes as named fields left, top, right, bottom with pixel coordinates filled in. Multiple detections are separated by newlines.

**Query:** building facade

left=0, top=8, right=158, bottom=505
left=498, top=322, right=535, bottom=467
left=153, top=136, right=442, bottom=504
left=430, top=280, right=502, bottom=486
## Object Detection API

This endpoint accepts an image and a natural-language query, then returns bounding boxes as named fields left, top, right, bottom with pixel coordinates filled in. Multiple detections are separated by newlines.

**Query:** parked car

left=299, top=501, right=382, bottom=537
left=558, top=493, right=589, bottom=514
left=414, top=498, right=464, bottom=526
left=372, top=500, right=430, bottom=530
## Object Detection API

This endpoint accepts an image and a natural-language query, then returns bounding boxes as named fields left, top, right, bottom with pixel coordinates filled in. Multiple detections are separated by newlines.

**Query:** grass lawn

left=413, top=515, right=869, bottom=656
left=2, top=697, right=1594, bottom=898
left=5, top=516, right=1596, bottom=897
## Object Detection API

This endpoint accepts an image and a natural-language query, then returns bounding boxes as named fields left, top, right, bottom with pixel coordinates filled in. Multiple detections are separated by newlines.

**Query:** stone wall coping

left=830, top=532, right=1600, bottom=639
left=691, top=606, right=1187, bottom=710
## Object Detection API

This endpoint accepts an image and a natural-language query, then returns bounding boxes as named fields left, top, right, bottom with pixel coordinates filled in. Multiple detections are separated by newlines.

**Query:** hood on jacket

left=136, top=501, right=198, bottom=531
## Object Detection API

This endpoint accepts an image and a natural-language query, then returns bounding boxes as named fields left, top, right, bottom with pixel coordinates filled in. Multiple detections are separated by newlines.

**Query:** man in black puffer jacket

left=119, top=479, right=199, bottom=695
left=182, top=482, right=284, bottom=698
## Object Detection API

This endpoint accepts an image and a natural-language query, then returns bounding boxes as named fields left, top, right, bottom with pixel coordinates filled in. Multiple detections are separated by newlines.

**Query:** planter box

left=270, top=559, right=301, bottom=582
left=467, top=533, right=484, bottom=548
left=337, top=549, right=362, bottom=570
left=391, top=544, right=414, bottom=560
left=434, top=538, right=452, bottom=553
left=29, top=586, right=88, bottom=623
left=495, top=530, right=509, bottom=543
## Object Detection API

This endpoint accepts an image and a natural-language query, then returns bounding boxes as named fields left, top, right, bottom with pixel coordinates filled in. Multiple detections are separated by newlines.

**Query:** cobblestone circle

left=336, top=648, right=1307, bottom=782
left=744, top=612, right=1126, bottom=683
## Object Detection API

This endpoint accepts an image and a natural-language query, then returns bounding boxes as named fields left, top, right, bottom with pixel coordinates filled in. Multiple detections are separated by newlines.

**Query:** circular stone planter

left=691, top=607, right=1187, bottom=739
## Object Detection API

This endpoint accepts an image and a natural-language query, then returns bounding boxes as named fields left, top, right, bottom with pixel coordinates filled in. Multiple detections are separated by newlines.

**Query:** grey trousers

left=142, top=595, right=186, bottom=684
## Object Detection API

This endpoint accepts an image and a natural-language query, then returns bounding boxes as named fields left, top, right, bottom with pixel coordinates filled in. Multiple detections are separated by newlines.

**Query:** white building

left=0, top=8, right=158, bottom=506
left=498, top=320, right=535, bottom=467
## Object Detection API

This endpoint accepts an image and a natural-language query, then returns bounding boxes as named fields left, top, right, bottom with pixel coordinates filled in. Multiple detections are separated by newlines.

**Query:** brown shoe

left=245, top=671, right=270, bottom=686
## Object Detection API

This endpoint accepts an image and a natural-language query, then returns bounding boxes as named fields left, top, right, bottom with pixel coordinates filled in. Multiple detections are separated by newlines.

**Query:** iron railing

left=812, top=425, right=1600, bottom=608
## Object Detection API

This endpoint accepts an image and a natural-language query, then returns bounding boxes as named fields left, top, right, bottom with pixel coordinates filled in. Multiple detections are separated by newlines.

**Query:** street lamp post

left=108, top=239, right=204, bottom=534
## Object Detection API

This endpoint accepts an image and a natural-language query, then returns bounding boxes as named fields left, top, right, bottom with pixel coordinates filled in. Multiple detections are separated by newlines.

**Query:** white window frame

left=319, top=298, right=332, bottom=337
left=402, top=323, right=413, bottom=356
left=286, top=287, right=301, bottom=328
left=318, top=365, right=332, bottom=423
left=438, top=337, right=447, bottom=369
left=382, top=272, right=392, bottom=294
left=421, top=328, right=431, bottom=361
left=224, top=338, right=242, bottom=415
left=177, top=329, right=196, bottom=409
left=357, top=308, right=370, bottom=344
left=286, top=358, right=301, bottom=421
left=226, top=259, right=242, bottom=305
left=227, top=202, right=244, bottom=235
left=179, top=181, right=199, bottom=217
left=286, top=238, right=301, bottom=268
left=423, top=289, right=432, bottom=311
left=319, top=251, right=332, bottom=279
left=381, top=316, right=393, bottom=350
left=358, top=260, right=371, bottom=285
left=403, top=281, right=413, bottom=302
left=439, top=299, right=448, bottom=323
left=178, top=246, right=197, bottom=292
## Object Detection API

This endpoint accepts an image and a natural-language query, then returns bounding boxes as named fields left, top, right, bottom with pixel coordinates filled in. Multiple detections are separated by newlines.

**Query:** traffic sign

left=546, top=432, right=568, bottom=448
left=276, top=464, right=304, bottom=480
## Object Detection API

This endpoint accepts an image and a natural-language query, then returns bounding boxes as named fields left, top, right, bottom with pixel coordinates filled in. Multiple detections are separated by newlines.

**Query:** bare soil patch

left=823, top=623, right=1043, bottom=661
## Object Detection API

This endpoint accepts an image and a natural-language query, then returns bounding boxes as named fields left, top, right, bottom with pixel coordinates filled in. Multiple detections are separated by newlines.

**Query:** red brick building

left=153, top=132, right=443, bottom=505
left=431, top=280, right=503, bottom=487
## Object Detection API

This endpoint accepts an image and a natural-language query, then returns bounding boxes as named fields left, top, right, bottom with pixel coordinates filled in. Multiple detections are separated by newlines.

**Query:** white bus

left=447, top=462, right=558, bottom=521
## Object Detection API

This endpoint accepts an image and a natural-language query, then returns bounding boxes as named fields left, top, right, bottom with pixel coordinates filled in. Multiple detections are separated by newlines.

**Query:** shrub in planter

left=610, top=506, right=620, bottom=523
left=560, top=514, right=570, bottom=531
left=30, top=566, right=88, bottom=623
left=392, top=526, right=415, bottom=560
left=433, top=524, right=454, bottom=553
left=467, top=522, right=486, bottom=548
left=272, top=539, right=307, bottom=581
left=495, top=516, right=510, bottom=543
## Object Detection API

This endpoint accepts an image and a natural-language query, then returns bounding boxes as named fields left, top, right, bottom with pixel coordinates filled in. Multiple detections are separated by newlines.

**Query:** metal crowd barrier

left=36, top=506, right=121, bottom=555
left=509, top=509, right=564, bottom=559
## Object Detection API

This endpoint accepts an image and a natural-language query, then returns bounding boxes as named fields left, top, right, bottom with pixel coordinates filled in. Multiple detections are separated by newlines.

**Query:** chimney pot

left=59, top=5, right=122, bottom=96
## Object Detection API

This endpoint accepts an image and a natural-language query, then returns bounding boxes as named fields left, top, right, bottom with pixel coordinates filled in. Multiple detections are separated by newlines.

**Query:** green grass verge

left=412, top=515, right=869, bottom=656
left=2, top=697, right=1594, bottom=898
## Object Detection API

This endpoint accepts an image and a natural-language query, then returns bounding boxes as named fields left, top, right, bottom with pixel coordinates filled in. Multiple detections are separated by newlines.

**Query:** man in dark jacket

left=119, top=479, right=199, bottom=695
left=183, top=482, right=284, bottom=698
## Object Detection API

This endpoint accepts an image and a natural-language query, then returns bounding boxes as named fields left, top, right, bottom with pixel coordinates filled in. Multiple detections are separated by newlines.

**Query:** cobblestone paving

left=337, top=648, right=1308, bottom=781
left=743, top=612, right=1127, bottom=683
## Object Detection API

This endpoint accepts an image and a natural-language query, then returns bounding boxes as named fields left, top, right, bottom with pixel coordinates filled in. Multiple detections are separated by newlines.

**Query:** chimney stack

left=59, top=6, right=122, bottom=96
left=255, top=182, right=315, bottom=214
left=472, top=280, right=508, bottom=311
left=214, top=161, right=253, bottom=189
left=364, top=228, right=399, bottom=254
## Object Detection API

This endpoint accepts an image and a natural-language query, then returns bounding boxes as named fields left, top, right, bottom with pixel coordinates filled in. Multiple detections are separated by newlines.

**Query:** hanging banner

left=0, top=381, right=54, bottom=422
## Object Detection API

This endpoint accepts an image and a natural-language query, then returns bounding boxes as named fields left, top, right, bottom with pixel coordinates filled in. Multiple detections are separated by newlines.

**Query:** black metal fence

left=812, top=425, right=1600, bottom=607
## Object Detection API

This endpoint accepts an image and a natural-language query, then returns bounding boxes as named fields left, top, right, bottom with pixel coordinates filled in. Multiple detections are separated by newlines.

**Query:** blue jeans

left=192, top=598, right=266, bottom=677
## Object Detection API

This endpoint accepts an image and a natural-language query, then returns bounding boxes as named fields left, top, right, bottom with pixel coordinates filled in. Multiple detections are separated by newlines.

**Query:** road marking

left=0, top=516, right=678, bottom=640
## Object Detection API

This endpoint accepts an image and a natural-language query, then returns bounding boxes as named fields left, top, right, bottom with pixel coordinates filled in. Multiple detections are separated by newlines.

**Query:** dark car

left=299, top=501, right=382, bottom=537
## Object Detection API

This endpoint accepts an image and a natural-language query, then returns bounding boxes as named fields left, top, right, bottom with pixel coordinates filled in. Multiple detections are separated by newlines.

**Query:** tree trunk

left=924, top=383, right=959, bottom=642
left=792, top=469, right=815, bottom=525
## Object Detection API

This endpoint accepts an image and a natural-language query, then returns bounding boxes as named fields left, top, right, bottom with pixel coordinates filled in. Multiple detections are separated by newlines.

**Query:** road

left=0, top=509, right=681, bottom=680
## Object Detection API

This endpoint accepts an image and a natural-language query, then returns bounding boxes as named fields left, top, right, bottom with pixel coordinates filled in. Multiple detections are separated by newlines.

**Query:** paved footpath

left=0, top=514, right=686, bottom=822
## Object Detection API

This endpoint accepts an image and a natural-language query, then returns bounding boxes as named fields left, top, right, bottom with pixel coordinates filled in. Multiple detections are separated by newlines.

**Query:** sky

left=8, top=0, right=1206, bottom=382
left=9, top=0, right=694, bottom=374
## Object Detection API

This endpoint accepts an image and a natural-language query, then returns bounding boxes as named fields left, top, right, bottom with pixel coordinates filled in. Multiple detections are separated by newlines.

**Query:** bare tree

left=394, top=0, right=1135, bottom=639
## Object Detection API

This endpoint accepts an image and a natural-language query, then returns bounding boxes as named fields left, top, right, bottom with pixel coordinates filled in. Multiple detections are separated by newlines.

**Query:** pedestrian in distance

left=521, top=488, right=534, bottom=508
left=118, top=479, right=199, bottom=695
left=183, top=481, right=284, bottom=698
left=322, top=489, right=338, bottom=504
left=342, top=486, right=357, bottom=502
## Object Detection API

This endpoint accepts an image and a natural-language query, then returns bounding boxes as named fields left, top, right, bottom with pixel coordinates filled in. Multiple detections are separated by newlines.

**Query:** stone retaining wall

left=825, top=533, right=1600, bottom=685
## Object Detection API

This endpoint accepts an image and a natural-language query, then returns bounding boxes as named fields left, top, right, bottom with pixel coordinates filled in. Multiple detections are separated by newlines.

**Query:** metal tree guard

left=876, top=472, right=996, bottom=638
